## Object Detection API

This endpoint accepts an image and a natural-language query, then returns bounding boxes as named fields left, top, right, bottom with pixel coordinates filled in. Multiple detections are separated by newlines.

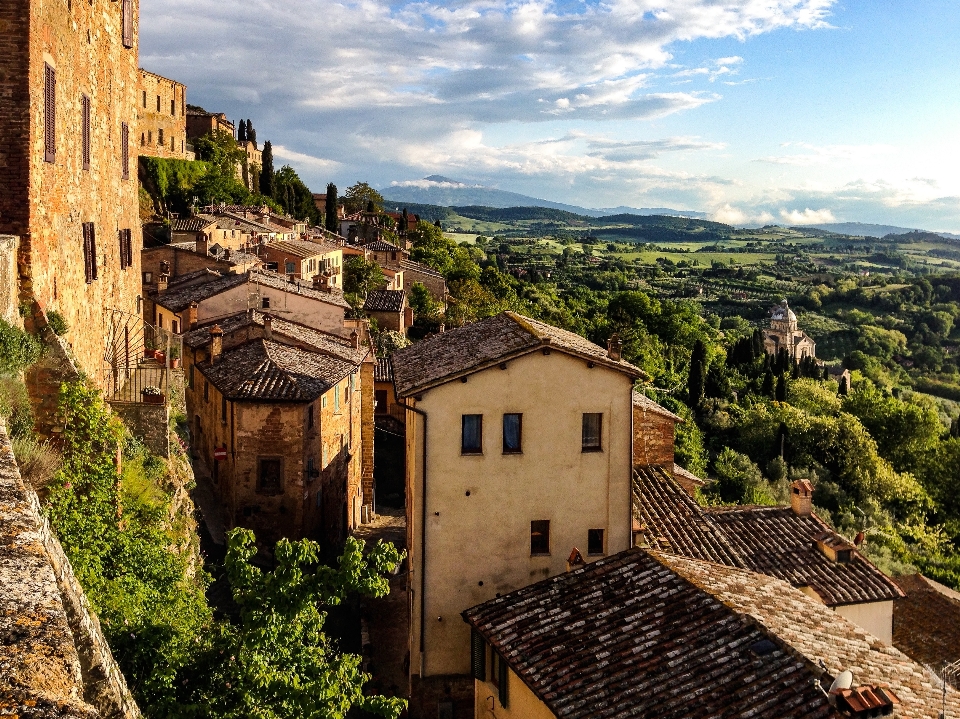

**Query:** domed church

left=763, top=299, right=816, bottom=360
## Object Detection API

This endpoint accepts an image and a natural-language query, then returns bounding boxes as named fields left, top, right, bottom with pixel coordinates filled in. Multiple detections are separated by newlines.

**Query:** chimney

left=157, top=273, right=170, bottom=293
left=566, top=548, right=585, bottom=573
left=186, top=301, right=199, bottom=330
left=209, top=324, right=224, bottom=365
left=350, top=330, right=359, bottom=349
left=224, top=248, right=231, bottom=261
left=790, top=479, right=813, bottom=516
left=607, top=334, right=623, bottom=361
left=263, top=314, right=272, bottom=340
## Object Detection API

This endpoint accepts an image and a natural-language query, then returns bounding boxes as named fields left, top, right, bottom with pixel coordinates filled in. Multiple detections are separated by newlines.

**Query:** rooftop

left=464, top=548, right=957, bottom=719
left=363, top=239, right=402, bottom=252
left=364, top=290, right=406, bottom=313
left=261, top=239, right=335, bottom=259
left=391, top=311, right=643, bottom=398
left=399, top=258, right=445, bottom=279
left=892, top=573, right=960, bottom=684
left=633, top=468, right=903, bottom=607
left=632, top=390, right=683, bottom=422
left=198, top=339, right=358, bottom=402
left=171, top=217, right=216, bottom=233
left=374, top=357, right=393, bottom=383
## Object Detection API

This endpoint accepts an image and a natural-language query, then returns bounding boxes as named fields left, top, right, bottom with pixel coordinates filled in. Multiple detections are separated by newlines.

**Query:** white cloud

left=711, top=204, right=776, bottom=226
left=272, top=145, right=340, bottom=170
left=779, top=207, right=836, bottom=224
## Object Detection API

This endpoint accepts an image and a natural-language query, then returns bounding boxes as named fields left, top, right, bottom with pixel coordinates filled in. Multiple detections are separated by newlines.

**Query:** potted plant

left=144, top=337, right=157, bottom=359
left=141, top=386, right=165, bottom=405
left=168, top=345, right=181, bottom=369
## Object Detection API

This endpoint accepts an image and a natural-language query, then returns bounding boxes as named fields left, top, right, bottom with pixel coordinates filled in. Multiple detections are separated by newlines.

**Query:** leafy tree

left=708, top=448, right=773, bottom=505
left=167, top=530, right=406, bottom=719
left=325, top=183, right=339, bottom=234
left=408, top=283, right=442, bottom=321
left=343, top=182, right=384, bottom=215
left=260, top=141, right=275, bottom=197
left=343, top=256, right=385, bottom=299
left=273, top=165, right=321, bottom=224
left=687, top=339, right=707, bottom=407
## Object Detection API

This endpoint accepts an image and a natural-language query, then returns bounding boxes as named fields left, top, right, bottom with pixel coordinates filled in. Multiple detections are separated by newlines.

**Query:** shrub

left=46, top=310, right=69, bottom=336
left=0, top=319, right=42, bottom=374
left=12, top=435, right=61, bottom=491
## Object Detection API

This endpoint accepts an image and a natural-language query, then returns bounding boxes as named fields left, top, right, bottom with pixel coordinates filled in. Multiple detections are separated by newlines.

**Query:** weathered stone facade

left=0, top=0, right=143, bottom=387
left=0, top=419, right=140, bottom=719
left=0, top=236, right=19, bottom=324
left=110, top=402, right=169, bottom=458
left=632, top=392, right=680, bottom=469
left=137, top=69, right=188, bottom=159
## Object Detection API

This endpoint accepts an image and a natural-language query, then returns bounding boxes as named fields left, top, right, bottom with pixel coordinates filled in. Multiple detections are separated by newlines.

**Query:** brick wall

left=0, top=2, right=31, bottom=237
left=633, top=406, right=676, bottom=469
left=137, top=69, right=188, bottom=160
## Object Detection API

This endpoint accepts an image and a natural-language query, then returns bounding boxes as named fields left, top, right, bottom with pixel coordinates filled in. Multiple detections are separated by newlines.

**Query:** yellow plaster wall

left=835, top=600, right=893, bottom=645
left=474, top=671, right=555, bottom=719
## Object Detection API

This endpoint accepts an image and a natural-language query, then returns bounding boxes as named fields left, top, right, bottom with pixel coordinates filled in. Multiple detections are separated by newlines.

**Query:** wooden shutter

left=125, top=230, right=133, bottom=268
left=119, top=229, right=131, bottom=270
left=121, top=122, right=129, bottom=179
left=44, top=64, right=56, bottom=163
left=497, top=652, right=508, bottom=708
left=81, top=95, right=90, bottom=170
left=470, top=629, right=486, bottom=681
left=122, top=0, right=134, bottom=48
left=83, top=223, right=97, bottom=283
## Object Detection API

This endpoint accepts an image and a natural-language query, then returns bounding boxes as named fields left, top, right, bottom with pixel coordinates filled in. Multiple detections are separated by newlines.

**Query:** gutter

left=396, top=397, right=429, bottom=673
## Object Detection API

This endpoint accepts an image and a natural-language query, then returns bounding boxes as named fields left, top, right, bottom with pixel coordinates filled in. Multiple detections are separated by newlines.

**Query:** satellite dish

left=829, top=670, right=854, bottom=693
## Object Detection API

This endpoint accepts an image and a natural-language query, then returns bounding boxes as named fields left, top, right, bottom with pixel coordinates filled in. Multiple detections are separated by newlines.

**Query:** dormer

left=812, top=530, right=856, bottom=564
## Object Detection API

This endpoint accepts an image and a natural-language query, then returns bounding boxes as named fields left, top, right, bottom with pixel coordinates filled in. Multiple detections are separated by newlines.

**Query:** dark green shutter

left=470, top=629, right=485, bottom=681
left=498, top=652, right=508, bottom=708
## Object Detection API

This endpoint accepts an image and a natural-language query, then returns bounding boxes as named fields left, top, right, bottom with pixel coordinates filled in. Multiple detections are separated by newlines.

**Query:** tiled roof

left=364, top=290, right=405, bottom=313
left=705, top=505, right=904, bottom=606
left=391, top=312, right=643, bottom=397
left=364, top=240, right=402, bottom=252
left=632, top=391, right=682, bottom=422
left=249, top=269, right=352, bottom=309
left=399, top=259, right=445, bottom=279
left=183, top=311, right=367, bottom=364
left=633, top=468, right=903, bottom=606
left=892, top=574, right=960, bottom=684
left=198, top=339, right=356, bottom=401
left=172, top=217, right=216, bottom=232
left=633, top=466, right=744, bottom=566
left=464, top=548, right=955, bottom=719
left=150, top=272, right=248, bottom=312
left=673, top=462, right=707, bottom=487
left=262, top=239, right=333, bottom=258
left=374, top=357, right=393, bottom=383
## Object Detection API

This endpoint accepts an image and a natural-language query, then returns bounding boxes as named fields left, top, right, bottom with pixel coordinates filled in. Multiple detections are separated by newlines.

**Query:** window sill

left=581, top=447, right=603, bottom=453
left=530, top=553, right=551, bottom=558
left=502, top=450, right=522, bottom=455
left=461, top=450, right=483, bottom=456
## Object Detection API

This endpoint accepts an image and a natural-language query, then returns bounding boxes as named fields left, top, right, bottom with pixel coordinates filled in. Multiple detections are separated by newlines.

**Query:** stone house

left=390, top=311, right=642, bottom=716
left=146, top=268, right=353, bottom=338
left=463, top=548, right=957, bottom=719
left=236, top=139, right=261, bottom=191
left=256, top=239, right=344, bottom=288
left=363, top=290, right=411, bottom=332
left=633, top=469, right=904, bottom=643
left=137, top=68, right=189, bottom=159
left=0, top=0, right=143, bottom=388
left=141, top=245, right=256, bottom=290
left=185, top=320, right=367, bottom=552
left=186, top=107, right=234, bottom=141
left=400, top=259, right=448, bottom=303
left=763, top=299, right=816, bottom=360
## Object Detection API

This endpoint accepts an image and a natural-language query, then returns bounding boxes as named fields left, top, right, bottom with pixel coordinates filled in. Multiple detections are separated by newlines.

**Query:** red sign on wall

left=214, top=447, right=228, bottom=461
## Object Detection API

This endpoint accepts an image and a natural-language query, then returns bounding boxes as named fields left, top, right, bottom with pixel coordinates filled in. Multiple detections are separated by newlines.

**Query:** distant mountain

left=382, top=177, right=706, bottom=219
left=805, top=222, right=960, bottom=240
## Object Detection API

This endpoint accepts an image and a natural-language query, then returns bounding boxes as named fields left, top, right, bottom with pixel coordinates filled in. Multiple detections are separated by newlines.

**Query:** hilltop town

left=2, top=2, right=960, bottom=719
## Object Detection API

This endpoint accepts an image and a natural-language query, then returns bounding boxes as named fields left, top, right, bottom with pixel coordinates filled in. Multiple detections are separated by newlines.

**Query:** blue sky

left=140, top=0, right=960, bottom=229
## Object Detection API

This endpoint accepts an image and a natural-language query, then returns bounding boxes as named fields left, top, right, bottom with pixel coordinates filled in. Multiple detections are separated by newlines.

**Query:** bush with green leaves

left=0, top=318, right=42, bottom=375
left=46, top=310, right=69, bottom=336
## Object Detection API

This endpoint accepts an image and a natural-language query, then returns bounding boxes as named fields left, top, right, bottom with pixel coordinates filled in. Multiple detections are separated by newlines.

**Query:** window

left=530, top=520, right=550, bottom=555
left=257, top=458, right=282, bottom=494
left=375, top=389, right=387, bottom=414
left=118, top=229, right=132, bottom=269
left=461, top=414, right=482, bottom=454
left=221, top=394, right=227, bottom=423
left=172, top=320, right=179, bottom=334
left=588, top=529, right=605, bottom=556
left=121, top=122, right=129, bottom=179
left=147, top=130, right=152, bottom=144
left=170, top=134, right=175, bottom=151
left=122, top=0, right=133, bottom=47
left=582, top=413, right=602, bottom=452
left=307, top=405, right=314, bottom=429
left=171, top=99, right=175, bottom=115
left=142, top=90, right=146, bottom=108
left=490, top=648, right=509, bottom=708
left=188, top=365, right=194, bottom=389
left=44, top=64, right=56, bottom=163
left=470, top=630, right=486, bottom=681
left=285, top=261, right=296, bottom=274
left=334, top=385, right=340, bottom=412
left=158, top=128, right=164, bottom=146
left=502, top=413, right=522, bottom=454
left=261, top=297, right=270, bottom=309
left=81, top=94, right=90, bottom=170
left=204, top=380, right=209, bottom=402
left=156, top=95, right=161, bottom=112
left=82, top=222, right=97, bottom=283
left=142, top=271, right=153, bottom=283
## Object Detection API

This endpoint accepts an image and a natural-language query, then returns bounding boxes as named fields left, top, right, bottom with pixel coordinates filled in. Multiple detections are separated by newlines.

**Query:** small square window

left=262, top=297, right=270, bottom=309
left=582, top=413, right=602, bottom=452
left=502, top=413, right=522, bottom=453
left=588, top=529, right=605, bottom=556
left=531, top=520, right=550, bottom=555
left=258, top=458, right=282, bottom=494
left=462, top=414, right=482, bottom=454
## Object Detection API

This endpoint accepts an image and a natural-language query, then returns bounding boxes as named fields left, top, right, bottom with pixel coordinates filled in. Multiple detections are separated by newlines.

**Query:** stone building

left=763, top=299, right=816, bottom=360
left=363, top=289, right=411, bottom=332
left=400, top=259, right=448, bottom=303
left=237, top=139, right=261, bottom=192
left=390, top=311, right=642, bottom=717
left=137, top=68, right=189, bottom=159
left=256, top=239, right=344, bottom=288
left=183, top=317, right=368, bottom=551
left=0, top=0, right=143, bottom=387
left=631, top=391, right=705, bottom=497
left=186, top=106, right=234, bottom=140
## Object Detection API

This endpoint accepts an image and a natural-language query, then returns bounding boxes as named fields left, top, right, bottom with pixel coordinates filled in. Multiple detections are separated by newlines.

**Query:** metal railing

left=103, top=310, right=183, bottom=405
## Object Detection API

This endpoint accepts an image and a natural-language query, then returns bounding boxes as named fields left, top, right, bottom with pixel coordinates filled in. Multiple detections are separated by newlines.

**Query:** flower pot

left=154, top=352, right=166, bottom=364
left=144, top=348, right=157, bottom=359
left=141, top=391, right=165, bottom=405
left=169, top=358, right=181, bottom=369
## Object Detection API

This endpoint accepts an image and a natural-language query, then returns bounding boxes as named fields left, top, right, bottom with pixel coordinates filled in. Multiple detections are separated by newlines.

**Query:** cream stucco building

left=391, top=312, right=642, bottom=717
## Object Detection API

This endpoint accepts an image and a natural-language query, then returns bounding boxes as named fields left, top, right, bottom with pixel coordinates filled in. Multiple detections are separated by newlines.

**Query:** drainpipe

left=396, top=397, right=428, bottom=674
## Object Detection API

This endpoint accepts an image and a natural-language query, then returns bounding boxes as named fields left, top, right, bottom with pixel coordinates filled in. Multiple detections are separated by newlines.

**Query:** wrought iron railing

left=103, top=310, right=183, bottom=405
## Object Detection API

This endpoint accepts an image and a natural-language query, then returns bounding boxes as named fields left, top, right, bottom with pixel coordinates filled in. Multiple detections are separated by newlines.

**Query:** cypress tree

left=688, top=339, right=707, bottom=407
left=761, top=368, right=774, bottom=398
left=400, top=208, right=409, bottom=234
left=434, top=220, right=442, bottom=230
left=247, top=120, right=256, bottom=144
left=238, top=119, right=247, bottom=143
left=791, top=359, right=800, bottom=380
left=752, top=329, right=765, bottom=359
left=838, top=375, right=849, bottom=396
left=260, top=141, right=274, bottom=197
left=776, top=374, right=787, bottom=401
left=325, top=183, right=339, bottom=234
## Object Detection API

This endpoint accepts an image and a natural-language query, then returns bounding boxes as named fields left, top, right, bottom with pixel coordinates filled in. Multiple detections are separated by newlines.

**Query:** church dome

left=771, top=299, right=797, bottom=323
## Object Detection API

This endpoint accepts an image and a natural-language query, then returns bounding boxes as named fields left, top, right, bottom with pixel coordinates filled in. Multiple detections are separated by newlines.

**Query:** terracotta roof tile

left=364, top=290, right=405, bottom=313
left=892, top=574, right=960, bottom=684
left=363, top=239, right=402, bottom=252
left=632, top=391, right=682, bottom=422
left=391, top=312, right=642, bottom=397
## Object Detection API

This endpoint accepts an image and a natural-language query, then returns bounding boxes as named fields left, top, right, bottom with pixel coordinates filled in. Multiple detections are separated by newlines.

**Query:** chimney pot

left=790, top=479, right=813, bottom=516
left=186, top=301, right=199, bottom=330
left=263, top=314, right=272, bottom=340
left=566, top=548, right=585, bottom=573
left=350, top=330, right=359, bottom=349
left=210, top=324, right=224, bottom=365
left=607, top=333, right=623, bottom=361
left=157, top=273, right=170, bottom=293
